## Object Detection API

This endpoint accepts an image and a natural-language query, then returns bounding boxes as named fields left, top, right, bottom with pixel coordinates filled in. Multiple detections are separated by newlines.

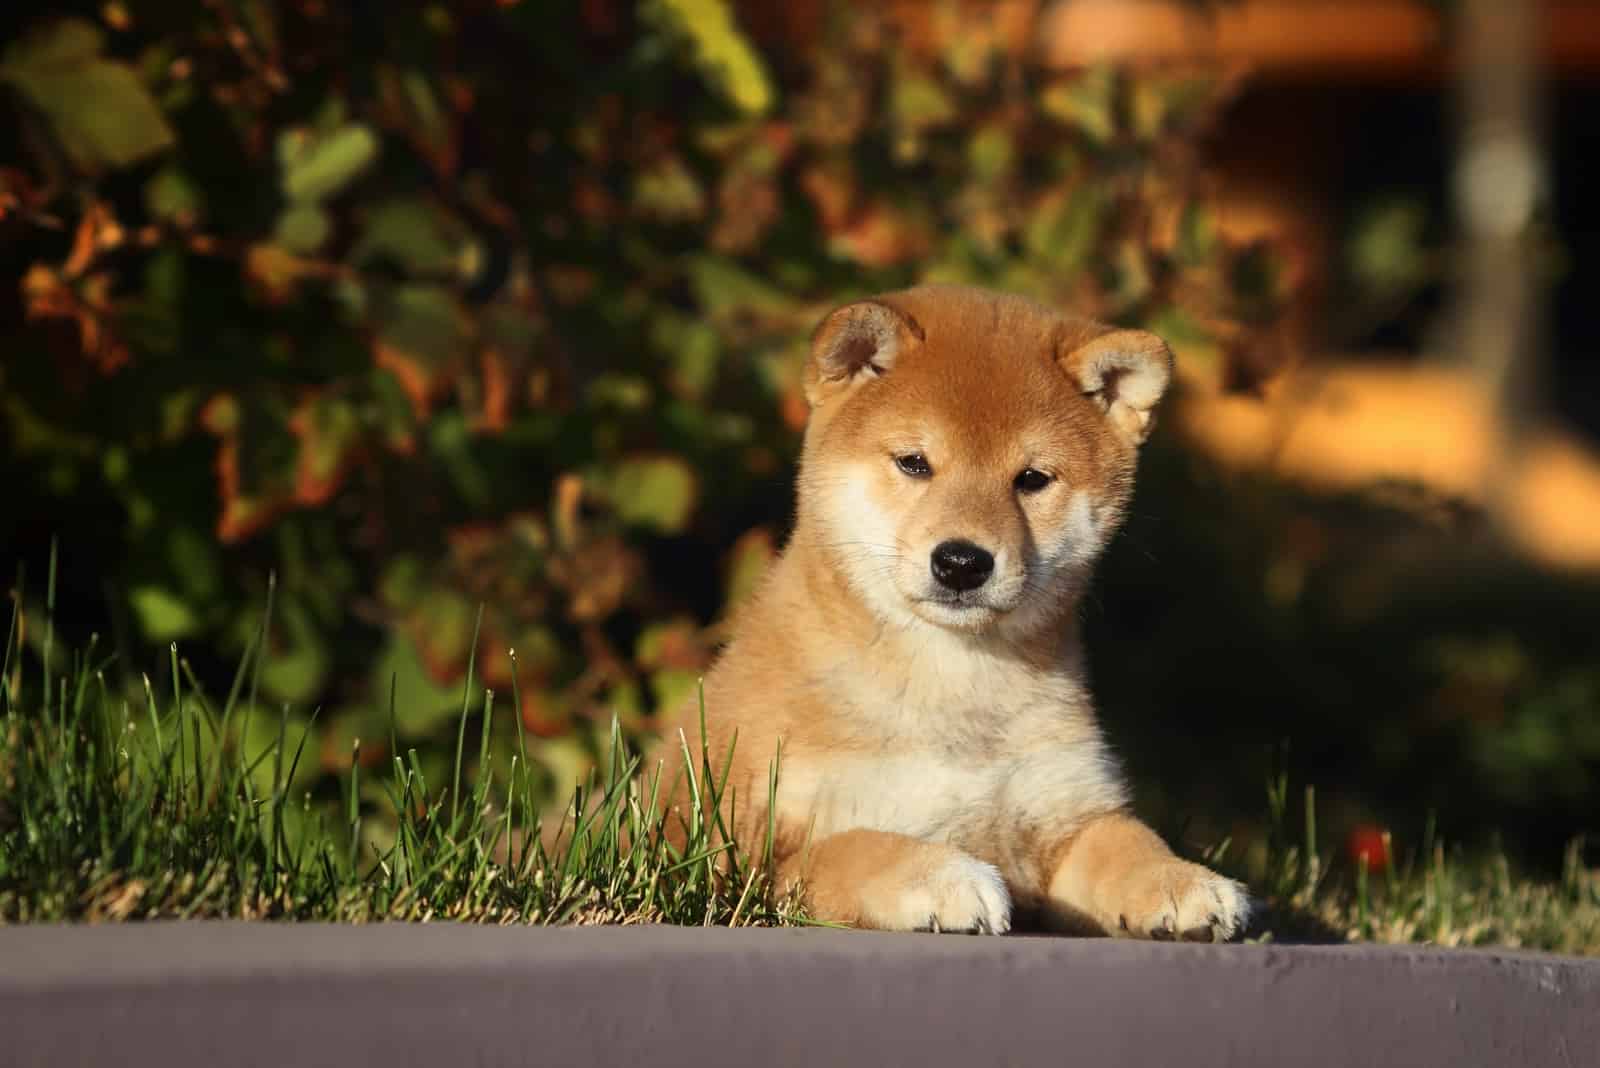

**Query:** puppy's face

left=797, top=285, right=1172, bottom=638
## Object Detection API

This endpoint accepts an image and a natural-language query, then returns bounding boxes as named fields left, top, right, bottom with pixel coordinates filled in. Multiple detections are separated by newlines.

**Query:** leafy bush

left=1, top=1, right=1287, bottom=806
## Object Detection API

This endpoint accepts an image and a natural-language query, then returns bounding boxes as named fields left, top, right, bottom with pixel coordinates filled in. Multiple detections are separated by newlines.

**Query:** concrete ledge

left=2, top=923, right=1596, bottom=1067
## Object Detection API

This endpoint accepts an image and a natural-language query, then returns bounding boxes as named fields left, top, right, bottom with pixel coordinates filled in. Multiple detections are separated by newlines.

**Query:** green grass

left=2, top=568, right=1596, bottom=952
left=1206, top=776, right=1600, bottom=956
left=0, top=570, right=799, bottom=927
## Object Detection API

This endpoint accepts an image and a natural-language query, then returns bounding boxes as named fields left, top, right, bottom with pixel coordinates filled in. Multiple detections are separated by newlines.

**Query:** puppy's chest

left=772, top=640, right=1124, bottom=850
left=777, top=749, right=1009, bottom=844
left=774, top=716, right=1126, bottom=850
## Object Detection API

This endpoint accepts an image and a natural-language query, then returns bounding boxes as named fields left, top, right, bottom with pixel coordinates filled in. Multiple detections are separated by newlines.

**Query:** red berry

left=1346, top=825, right=1390, bottom=874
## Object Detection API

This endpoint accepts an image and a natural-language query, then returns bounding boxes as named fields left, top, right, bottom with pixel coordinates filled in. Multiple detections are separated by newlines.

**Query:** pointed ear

left=804, top=299, right=924, bottom=406
left=1059, top=328, right=1174, bottom=445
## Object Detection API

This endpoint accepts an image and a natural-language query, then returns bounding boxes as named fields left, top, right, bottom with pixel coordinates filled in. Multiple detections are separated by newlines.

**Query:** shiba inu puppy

left=661, top=284, right=1249, bottom=940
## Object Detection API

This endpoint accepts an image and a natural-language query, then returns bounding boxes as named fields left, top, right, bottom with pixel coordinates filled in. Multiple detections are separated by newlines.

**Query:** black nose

left=930, top=540, right=995, bottom=592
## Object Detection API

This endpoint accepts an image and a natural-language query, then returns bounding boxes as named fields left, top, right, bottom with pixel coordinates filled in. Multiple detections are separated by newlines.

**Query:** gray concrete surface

left=1, top=923, right=1596, bottom=1067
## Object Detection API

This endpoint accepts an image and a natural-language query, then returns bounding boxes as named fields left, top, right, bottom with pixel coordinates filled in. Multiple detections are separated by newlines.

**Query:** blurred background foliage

left=2, top=0, right=1595, bottom=871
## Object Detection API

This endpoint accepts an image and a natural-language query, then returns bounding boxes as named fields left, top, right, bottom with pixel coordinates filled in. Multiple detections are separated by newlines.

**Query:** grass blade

left=450, top=605, right=486, bottom=828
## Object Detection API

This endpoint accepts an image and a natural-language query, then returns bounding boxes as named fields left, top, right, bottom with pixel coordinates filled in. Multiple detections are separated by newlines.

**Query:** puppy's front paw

left=1108, top=859, right=1250, bottom=943
left=876, top=854, right=1012, bottom=934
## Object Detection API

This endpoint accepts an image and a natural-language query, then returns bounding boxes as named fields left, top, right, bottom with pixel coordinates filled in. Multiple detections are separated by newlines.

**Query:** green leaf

left=378, top=555, right=426, bottom=611
left=427, top=411, right=490, bottom=508
left=279, top=123, right=379, bottom=203
left=1024, top=187, right=1105, bottom=275
left=166, top=525, right=222, bottom=602
left=129, top=586, right=200, bottom=642
left=202, top=392, right=298, bottom=544
left=275, top=202, right=332, bottom=254
left=1105, top=240, right=1153, bottom=314
left=3, top=17, right=104, bottom=69
left=323, top=704, right=391, bottom=768
left=892, top=68, right=956, bottom=133
left=650, top=668, right=701, bottom=713
left=509, top=625, right=562, bottom=679
left=375, top=283, right=468, bottom=372
left=260, top=596, right=329, bottom=705
left=2, top=20, right=174, bottom=171
left=1040, top=67, right=1119, bottom=145
left=651, top=314, right=721, bottom=399
left=144, top=166, right=203, bottom=223
left=240, top=708, right=319, bottom=797
left=371, top=634, right=461, bottom=739
left=635, top=618, right=698, bottom=668
left=967, top=124, right=1015, bottom=185
left=1348, top=197, right=1429, bottom=294
left=608, top=454, right=698, bottom=534
left=688, top=255, right=789, bottom=318
left=352, top=198, right=464, bottom=275
left=369, top=365, right=419, bottom=451
left=586, top=373, right=654, bottom=413
left=650, top=0, right=773, bottom=116
left=410, top=587, right=475, bottom=682
left=632, top=155, right=706, bottom=223
left=1177, top=202, right=1218, bottom=268
left=399, top=68, right=450, bottom=161
left=603, top=678, right=646, bottom=725
left=291, top=392, right=360, bottom=500
left=1132, top=74, right=1219, bottom=142
left=536, top=733, right=597, bottom=806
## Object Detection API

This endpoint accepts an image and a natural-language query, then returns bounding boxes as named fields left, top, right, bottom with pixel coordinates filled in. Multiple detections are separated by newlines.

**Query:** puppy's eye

left=894, top=453, right=932, bottom=478
left=1014, top=468, right=1053, bottom=494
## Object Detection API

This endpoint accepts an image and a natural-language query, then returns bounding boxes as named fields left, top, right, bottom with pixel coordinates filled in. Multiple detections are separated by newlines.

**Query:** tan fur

left=655, top=284, right=1249, bottom=939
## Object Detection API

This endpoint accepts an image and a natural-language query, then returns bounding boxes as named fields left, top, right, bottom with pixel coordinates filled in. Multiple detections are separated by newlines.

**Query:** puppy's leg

left=1045, top=812, right=1250, bottom=942
left=779, top=829, right=1012, bottom=933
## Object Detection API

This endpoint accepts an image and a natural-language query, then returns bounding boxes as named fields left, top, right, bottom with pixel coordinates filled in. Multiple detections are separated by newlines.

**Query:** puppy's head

left=797, top=284, right=1171, bottom=638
